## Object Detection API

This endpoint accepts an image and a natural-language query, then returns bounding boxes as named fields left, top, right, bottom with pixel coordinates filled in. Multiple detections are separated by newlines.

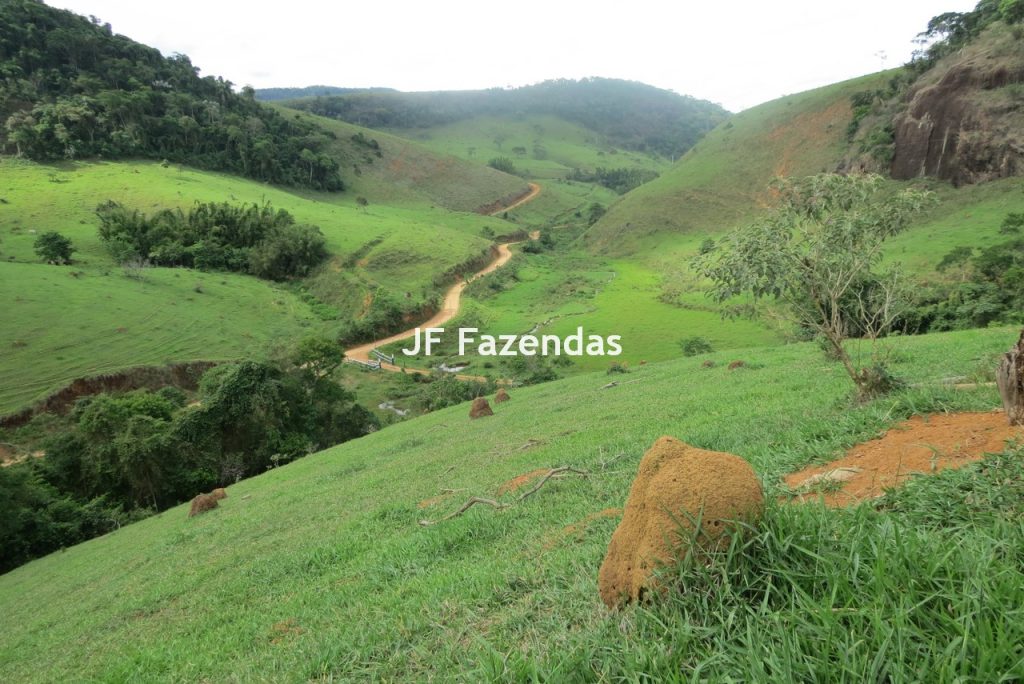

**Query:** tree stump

left=996, top=329, right=1024, bottom=426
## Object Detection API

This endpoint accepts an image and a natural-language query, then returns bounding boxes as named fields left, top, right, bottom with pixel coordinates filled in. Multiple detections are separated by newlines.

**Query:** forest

left=0, top=0, right=343, bottom=190
left=0, top=344, right=378, bottom=573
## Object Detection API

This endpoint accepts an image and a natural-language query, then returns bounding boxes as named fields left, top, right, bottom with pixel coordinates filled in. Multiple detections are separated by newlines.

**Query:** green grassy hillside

left=586, top=70, right=1024, bottom=267
left=275, top=107, right=530, bottom=212
left=0, top=326, right=1017, bottom=681
left=389, top=114, right=671, bottom=180
left=0, top=157, right=522, bottom=414
left=0, top=262, right=316, bottom=415
left=584, top=73, right=890, bottom=255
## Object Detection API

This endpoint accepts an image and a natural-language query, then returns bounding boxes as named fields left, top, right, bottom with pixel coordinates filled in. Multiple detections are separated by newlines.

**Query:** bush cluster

left=0, top=345, right=377, bottom=572
left=96, top=200, right=328, bottom=280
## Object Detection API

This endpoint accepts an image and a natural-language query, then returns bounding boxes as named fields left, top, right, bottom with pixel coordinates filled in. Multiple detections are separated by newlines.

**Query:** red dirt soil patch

left=269, top=618, right=304, bottom=644
left=786, top=412, right=1023, bottom=507
left=417, top=492, right=455, bottom=509
left=496, top=468, right=549, bottom=496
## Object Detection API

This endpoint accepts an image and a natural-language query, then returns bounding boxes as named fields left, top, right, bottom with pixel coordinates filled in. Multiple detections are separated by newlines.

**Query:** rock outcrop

left=891, top=25, right=1024, bottom=186
left=598, top=436, right=764, bottom=608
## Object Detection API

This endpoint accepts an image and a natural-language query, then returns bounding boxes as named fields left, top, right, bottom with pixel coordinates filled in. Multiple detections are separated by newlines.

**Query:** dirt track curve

left=344, top=184, right=541, bottom=377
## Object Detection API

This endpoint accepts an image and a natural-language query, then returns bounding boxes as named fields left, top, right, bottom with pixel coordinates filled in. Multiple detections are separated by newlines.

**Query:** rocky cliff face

left=890, top=24, right=1024, bottom=186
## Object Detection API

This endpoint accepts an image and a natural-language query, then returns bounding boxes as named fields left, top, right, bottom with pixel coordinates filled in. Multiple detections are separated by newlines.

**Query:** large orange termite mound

left=598, top=436, right=764, bottom=609
left=494, top=388, right=511, bottom=403
left=469, top=397, right=493, bottom=419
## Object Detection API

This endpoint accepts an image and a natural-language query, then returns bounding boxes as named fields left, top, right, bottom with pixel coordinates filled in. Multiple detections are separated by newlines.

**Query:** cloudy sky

left=48, top=0, right=976, bottom=112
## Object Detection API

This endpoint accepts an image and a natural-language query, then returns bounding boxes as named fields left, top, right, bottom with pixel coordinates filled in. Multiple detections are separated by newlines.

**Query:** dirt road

left=344, top=185, right=541, bottom=375
left=495, top=182, right=541, bottom=214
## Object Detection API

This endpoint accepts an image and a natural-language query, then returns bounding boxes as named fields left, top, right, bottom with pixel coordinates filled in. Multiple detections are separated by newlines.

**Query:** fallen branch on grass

left=517, top=466, right=589, bottom=502
left=418, top=466, right=589, bottom=526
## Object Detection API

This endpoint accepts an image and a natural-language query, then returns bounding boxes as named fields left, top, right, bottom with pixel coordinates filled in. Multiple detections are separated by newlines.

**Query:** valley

left=1, top=0, right=1023, bottom=681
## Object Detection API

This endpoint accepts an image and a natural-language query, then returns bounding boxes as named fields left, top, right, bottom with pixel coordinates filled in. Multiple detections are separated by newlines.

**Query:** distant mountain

left=277, top=78, right=729, bottom=160
left=256, top=86, right=397, bottom=101
left=0, top=0, right=342, bottom=190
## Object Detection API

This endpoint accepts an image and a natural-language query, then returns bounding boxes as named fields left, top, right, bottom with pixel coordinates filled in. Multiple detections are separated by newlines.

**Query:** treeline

left=283, top=78, right=728, bottom=159
left=256, top=86, right=397, bottom=101
left=903, top=215, right=1024, bottom=333
left=0, top=341, right=378, bottom=573
left=0, top=0, right=343, bottom=191
left=568, top=167, right=660, bottom=194
left=96, top=200, right=328, bottom=280
left=911, top=0, right=1024, bottom=72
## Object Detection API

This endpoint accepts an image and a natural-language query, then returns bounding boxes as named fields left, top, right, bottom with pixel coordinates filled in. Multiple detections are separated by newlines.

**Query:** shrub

left=33, top=231, right=74, bottom=264
left=679, top=335, right=714, bottom=357
left=96, top=200, right=327, bottom=280
left=488, top=157, right=518, bottom=175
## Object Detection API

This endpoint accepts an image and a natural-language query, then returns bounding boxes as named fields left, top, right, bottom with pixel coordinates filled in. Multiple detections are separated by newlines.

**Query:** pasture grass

left=390, top=114, right=670, bottom=180
left=272, top=106, right=530, bottom=212
left=0, top=261, right=320, bottom=415
left=0, top=326, right=1019, bottom=681
left=0, top=157, right=521, bottom=413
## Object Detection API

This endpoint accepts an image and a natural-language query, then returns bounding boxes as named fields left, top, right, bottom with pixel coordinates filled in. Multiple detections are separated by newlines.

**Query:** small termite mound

left=469, top=397, right=493, bottom=419
left=598, top=436, right=763, bottom=609
left=188, top=493, right=219, bottom=517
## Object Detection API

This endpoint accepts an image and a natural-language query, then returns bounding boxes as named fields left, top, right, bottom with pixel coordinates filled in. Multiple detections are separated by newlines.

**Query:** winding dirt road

left=500, top=182, right=541, bottom=212
left=344, top=184, right=541, bottom=374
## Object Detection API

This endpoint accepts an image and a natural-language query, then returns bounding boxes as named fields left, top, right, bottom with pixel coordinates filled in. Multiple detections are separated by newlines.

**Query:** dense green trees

left=0, top=343, right=377, bottom=572
left=569, top=167, right=659, bottom=194
left=905, top=231, right=1024, bottom=332
left=0, top=0, right=343, bottom=191
left=95, top=200, right=327, bottom=280
left=913, top=0, right=1024, bottom=70
left=487, top=157, right=518, bottom=175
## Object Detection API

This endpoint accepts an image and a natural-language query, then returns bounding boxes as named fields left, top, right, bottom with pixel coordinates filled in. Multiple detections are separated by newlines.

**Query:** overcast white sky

left=47, top=0, right=976, bottom=112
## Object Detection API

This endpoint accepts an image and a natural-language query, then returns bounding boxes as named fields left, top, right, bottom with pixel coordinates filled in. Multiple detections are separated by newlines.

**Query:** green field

left=0, top=326, right=1019, bottom=681
left=388, top=114, right=671, bottom=180
left=0, top=156, right=526, bottom=414
left=6, top=6, right=1024, bottom=681
left=0, top=262, right=318, bottom=415
left=272, top=107, right=530, bottom=212
left=584, top=73, right=892, bottom=256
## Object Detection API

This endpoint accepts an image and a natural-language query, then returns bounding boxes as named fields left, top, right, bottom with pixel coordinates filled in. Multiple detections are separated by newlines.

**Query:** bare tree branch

left=418, top=466, right=590, bottom=526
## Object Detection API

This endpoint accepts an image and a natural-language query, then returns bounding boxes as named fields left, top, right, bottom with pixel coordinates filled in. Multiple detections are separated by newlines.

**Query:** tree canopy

left=694, top=174, right=934, bottom=397
left=33, top=231, right=74, bottom=264
left=0, top=0, right=343, bottom=191
left=95, top=200, right=328, bottom=280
